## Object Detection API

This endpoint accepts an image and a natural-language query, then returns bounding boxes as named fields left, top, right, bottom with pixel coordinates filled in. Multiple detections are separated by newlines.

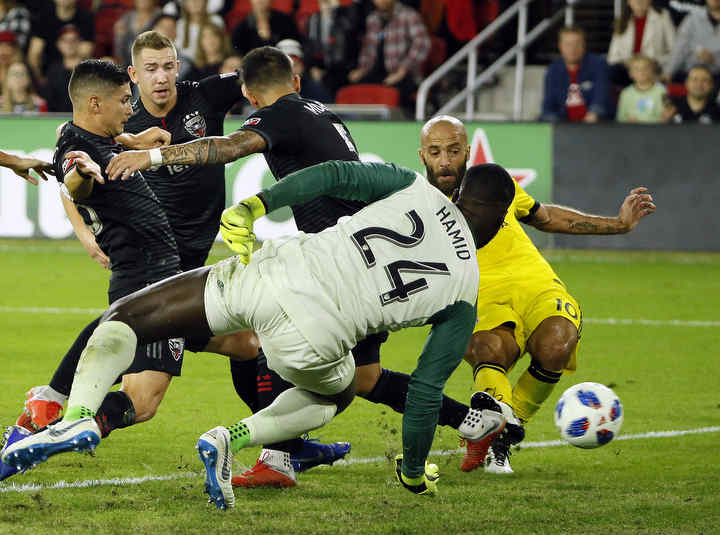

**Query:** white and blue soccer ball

left=554, top=382, right=624, bottom=449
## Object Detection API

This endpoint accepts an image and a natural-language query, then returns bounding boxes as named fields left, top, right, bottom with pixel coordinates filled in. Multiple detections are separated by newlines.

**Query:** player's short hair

left=68, top=59, right=130, bottom=104
left=461, top=164, right=515, bottom=204
left=132, top=30, right=177, bottom=65
left=241, top=46, right=293, bottom=91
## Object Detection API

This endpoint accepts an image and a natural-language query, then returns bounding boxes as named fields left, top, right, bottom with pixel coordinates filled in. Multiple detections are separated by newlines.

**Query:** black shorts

left=108, top=278, right=185, bottom=379
left=351, top=331, right=389, bottom=367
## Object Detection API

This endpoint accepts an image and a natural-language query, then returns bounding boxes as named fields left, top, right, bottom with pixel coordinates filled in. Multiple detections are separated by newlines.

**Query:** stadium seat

left=225, top=0, right=252, bottom=32
left=335, top=84, right=401, bottom=107
left=666, top=83, right=687, bottom=98
left=423, top=36, right=447, bottom=76
left=94, top=1, right=133, bottom=58
left=272, top=0, right=294, bottom=14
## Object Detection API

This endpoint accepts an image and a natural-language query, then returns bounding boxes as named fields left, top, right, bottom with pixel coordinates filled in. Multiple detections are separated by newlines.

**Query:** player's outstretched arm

left=105, top=130, right=267, bottom=181
left=527, top=187, right=655, bottom=234
left=0, top=151, right=54, bottom=185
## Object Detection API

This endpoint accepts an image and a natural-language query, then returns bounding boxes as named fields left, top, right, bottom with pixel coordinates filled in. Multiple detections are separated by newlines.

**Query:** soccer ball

left=554, top=382, right=623, bottom=449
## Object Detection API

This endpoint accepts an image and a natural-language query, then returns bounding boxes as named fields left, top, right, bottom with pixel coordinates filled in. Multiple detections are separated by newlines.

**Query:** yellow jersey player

left=418, top=116, right=655, bottom=473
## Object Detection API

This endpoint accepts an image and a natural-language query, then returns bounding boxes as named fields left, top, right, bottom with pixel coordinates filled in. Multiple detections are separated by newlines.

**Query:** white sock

left=67, top=321, right=137, bottom=414
left=242, top=387, right=337, bottom=447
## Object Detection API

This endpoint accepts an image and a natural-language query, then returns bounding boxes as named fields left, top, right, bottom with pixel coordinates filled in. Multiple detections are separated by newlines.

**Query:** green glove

left=394, top=454, right=439, bottom=496
left=220, top=195, right=266, bottom=263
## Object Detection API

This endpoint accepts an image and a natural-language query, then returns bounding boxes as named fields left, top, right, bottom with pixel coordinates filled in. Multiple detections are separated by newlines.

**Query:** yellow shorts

left=474, top=278, right=582, bottom=372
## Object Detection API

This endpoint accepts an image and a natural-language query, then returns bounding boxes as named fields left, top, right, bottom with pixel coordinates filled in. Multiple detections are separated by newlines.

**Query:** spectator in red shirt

left=607, top=0, right=675, bottom=87
left=541, top=26, right=612, bottom=122
left=1, top=60, right=47, bottom=112
left=347, top=0, right=430, bottom=112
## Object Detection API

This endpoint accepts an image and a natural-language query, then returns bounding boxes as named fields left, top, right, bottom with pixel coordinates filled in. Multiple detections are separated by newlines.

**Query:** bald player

left=418, top=115, right=655, bottom=473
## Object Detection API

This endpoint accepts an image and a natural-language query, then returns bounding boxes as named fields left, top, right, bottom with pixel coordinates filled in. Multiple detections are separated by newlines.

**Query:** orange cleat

left=232, top=456, right=297, bottom=488
left=18, top=387, right=64, bottom=431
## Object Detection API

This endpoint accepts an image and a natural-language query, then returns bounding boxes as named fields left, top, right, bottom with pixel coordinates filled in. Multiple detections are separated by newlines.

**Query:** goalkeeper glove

left=220, top=195, right=266, bottom=263
left=394, top=454, right=439, bottom=496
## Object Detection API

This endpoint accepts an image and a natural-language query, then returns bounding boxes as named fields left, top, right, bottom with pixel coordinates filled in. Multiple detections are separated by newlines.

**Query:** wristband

left=149, top=148, right=163, bottom=166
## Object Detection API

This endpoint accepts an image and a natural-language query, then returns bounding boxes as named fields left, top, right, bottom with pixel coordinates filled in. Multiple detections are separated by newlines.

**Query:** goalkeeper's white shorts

left=204, top=255, right=355, bottom=396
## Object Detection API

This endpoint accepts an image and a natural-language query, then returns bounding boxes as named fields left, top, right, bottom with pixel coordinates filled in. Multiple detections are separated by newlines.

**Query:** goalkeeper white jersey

left=252, top=174, right=479, bottom=361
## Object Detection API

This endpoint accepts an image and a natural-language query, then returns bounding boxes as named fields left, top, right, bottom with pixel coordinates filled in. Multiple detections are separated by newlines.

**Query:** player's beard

left=426, top=157, right=467, bottom=196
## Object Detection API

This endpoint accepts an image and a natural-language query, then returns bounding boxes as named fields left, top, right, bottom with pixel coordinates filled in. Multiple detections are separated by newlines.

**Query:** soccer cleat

left=484, top=401, right=525, bottom=474
left=394, top=455, right=440, bottom=496
left=17, top=386, right=65, bottom=431
left=232, top=449, right=297, bottom=488
left=290, top=438, right=351, bottom=473
left=0, top=426, right=32, bottom=481
left=197, top=426, right=235, bottom=510
left=457, top=391, right=507, bottom=472
left=1, top=417, right=100, bottom=471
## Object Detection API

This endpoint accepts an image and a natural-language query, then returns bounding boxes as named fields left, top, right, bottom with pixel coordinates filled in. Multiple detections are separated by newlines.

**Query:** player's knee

left=86, top=321, right=137, bottom=362
left=530, top=337, right=576, bottom=371
left=354, top=364, right=382, bottom=396
left=465, top=331, right=511, bottom=368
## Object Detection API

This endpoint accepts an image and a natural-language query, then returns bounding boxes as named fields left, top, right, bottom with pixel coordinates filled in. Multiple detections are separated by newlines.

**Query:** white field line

left=1, top=426, right=718, bottom=493
left=1, top=305, right=718, bottom=328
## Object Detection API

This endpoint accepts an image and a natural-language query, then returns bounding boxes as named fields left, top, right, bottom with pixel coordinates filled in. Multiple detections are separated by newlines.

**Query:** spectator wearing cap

left=43, top=24, right=81, bottom=112
left=231, top=0, right=300, bottom=56
left=0, top=0, right=31, bottom=50
left=276, top=38, right=333, bottom=103
left=1, top=60, right=47, bottom=112
left=305, top=0, right=362, bottom=94
left=27, top=0, right=94, bottom=82
left=347, top=0, right=431, bottom=111
left=0, top=30, right=20, bottom=88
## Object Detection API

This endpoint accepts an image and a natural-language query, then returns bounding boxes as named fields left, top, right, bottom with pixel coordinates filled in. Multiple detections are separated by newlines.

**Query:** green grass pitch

left=1, top=240, right=719, bottom=534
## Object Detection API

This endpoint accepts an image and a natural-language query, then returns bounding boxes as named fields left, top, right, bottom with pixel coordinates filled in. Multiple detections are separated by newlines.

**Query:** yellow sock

left=473, top=363, right=513, bottom=404
left=512, top=362, right=562, bottom=423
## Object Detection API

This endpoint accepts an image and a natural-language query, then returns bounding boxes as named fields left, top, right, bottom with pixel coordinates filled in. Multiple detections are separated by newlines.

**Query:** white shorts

left=204, top=255, right=355, bottom=396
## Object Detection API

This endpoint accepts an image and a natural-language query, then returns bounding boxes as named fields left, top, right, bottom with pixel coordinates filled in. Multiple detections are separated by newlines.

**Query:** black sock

left=95, top=391, right=136, bottom=438
left=256, top=350, right=303, bottom=454
left=229, top=358, right=260, bottom=413
left=363, top=368, right=469, bottom=429
left=49, top=316, right=101, bottom=396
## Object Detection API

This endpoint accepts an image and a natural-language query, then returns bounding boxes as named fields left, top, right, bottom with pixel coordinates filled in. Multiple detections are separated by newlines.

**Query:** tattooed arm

left=158, top=130, right=267, bottom=166
left=105, top=130, right=267, bottom=181
left=526, top=187, right=656, bottom=234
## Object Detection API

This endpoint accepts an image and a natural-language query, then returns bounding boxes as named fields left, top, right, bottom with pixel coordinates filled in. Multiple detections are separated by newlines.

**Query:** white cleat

left=197, top=426, right=235, bottom=510
left=1, top=418, right=100, bottom=471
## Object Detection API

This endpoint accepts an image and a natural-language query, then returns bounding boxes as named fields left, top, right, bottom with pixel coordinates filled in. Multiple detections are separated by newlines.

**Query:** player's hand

left=82, top=236, right=110, bottom=269
left=220, top=195, right=266, bottom=262
left=106, top=150, right=151, bottom=181
left=7, top=156, right=54, bottom=185
left=618, top=186, right=655, bottom=232
left=64, top=151, right=105, bottom=184
left=394, top=455, right=439, bottom=496
left=116, top=127, right=172, bottom=149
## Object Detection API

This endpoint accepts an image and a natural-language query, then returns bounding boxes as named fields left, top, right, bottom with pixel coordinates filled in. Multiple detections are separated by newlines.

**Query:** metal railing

left=415, top=0, right=573, bottom=121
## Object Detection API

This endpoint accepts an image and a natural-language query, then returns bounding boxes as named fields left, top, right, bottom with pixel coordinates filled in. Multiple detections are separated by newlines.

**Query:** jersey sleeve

left=197, top=72, right=245, bottom=115
left=401, top=300, right=477, bottom=478
left=261, top=160, right=417, bottom=212
left=514, top=181, right=540, bottom=222
left=238, top=105, right=294, bottom=151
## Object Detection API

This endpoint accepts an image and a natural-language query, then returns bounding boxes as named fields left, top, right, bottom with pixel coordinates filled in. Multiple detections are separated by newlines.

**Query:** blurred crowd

left=541, top=0, right=720, bottom=124
left=0, top=0, right=718, bottom=122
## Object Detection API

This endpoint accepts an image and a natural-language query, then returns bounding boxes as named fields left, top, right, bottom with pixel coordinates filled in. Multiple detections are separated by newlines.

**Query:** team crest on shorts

left=168, top=338, right=185, bottom=361
left=183, top=111, right=206, bottom=137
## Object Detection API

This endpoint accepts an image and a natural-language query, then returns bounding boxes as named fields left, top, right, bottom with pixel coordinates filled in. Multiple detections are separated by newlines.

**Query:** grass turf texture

left=1, top=240, right=719, bottom=534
